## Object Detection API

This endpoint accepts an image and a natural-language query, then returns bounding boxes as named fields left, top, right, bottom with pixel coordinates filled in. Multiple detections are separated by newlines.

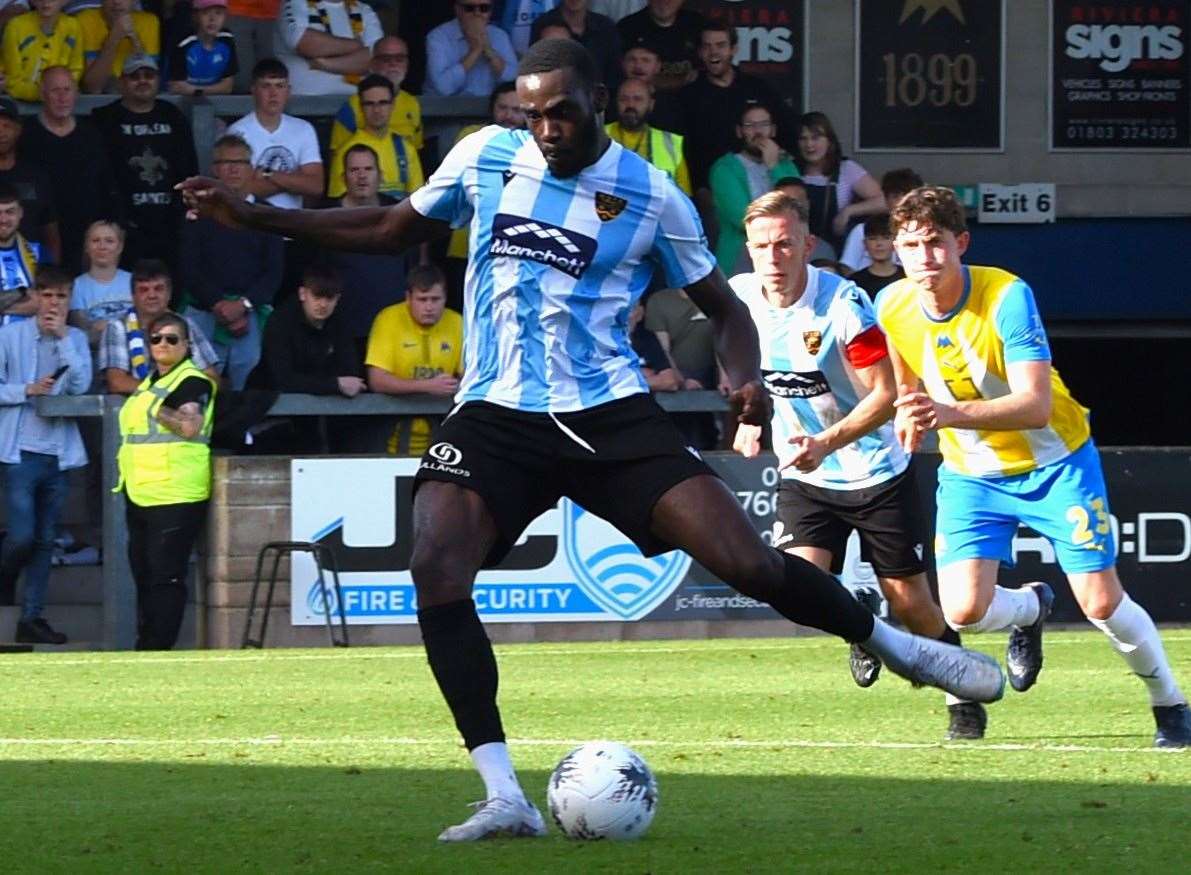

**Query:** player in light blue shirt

left=731, top=191, right=983, bottom=740
left=181, top=38, right=1007, bottom=843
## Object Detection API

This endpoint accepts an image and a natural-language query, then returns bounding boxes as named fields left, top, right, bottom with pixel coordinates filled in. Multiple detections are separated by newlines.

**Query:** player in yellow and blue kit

left=876, top=186, right=1190, bottom=748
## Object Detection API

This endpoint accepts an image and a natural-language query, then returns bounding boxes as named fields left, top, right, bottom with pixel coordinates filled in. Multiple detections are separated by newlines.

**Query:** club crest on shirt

left=802, top=330, right=822, bottom=355
left=594, top=191, right=627, bottom=221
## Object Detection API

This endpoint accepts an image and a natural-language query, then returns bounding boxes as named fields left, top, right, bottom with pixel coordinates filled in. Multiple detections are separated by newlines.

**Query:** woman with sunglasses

left=115, top=311, right=217, bottom=650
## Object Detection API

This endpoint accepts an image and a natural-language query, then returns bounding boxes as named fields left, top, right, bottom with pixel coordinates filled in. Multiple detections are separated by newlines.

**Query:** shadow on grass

left=0, top=761, right=1185, bottom=872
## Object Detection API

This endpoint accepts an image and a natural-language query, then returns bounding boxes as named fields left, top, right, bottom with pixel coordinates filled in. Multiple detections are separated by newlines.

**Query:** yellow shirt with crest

left=875, top=265, right=1090, bottom=478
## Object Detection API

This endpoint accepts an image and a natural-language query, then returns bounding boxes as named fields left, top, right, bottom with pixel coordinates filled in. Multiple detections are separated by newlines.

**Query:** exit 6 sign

left=977, top=183, right=1056, bottom=224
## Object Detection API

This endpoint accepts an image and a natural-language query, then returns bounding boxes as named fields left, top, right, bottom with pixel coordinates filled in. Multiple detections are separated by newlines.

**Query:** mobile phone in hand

left=51, top=364, right=70, bottom=380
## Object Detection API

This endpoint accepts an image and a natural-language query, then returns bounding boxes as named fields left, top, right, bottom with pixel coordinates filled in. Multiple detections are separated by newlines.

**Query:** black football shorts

left=774, top=466, right=926, bottom=578
left=414, top=394, right=717, bottom=566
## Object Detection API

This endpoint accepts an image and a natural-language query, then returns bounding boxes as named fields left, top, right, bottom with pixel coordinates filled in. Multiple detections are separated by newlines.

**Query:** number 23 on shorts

left=1066, top=497, right=1110, bottom=549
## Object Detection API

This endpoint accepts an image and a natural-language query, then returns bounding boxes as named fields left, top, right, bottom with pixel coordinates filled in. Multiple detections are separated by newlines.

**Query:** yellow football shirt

left=78, top=9, right=160, bottom=83
left=330, top=90, right=424, bottom=153
left=875, top=265, right=1090, bottom=477
left=365, top=301, right=463, bottom=456
left=327, top=129, right=424, bottom=200
left=2, top=12, right=84, bottom=101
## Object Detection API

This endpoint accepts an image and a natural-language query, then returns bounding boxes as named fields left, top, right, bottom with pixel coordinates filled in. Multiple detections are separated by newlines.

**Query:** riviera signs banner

left=290, top=452, right=1191, bottom=626
left=1051, top=0, right=1191, bottom=149
left=685, top=0, right=805, bottom=115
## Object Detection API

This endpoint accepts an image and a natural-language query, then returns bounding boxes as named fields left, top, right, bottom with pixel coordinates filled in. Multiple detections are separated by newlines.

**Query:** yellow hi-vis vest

left=605, top=123, right=688, bottom=191
left=116, top=359, right=216, bottom=507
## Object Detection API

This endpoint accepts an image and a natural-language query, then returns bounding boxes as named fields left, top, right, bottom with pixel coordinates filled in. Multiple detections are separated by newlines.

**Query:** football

left=546, top=741, right=658, bottom=841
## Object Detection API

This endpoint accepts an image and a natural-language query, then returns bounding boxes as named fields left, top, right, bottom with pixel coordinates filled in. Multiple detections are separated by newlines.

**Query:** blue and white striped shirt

left=410, top=126, right=715, bottom=413
left=731, top=266, right=907, bottom=491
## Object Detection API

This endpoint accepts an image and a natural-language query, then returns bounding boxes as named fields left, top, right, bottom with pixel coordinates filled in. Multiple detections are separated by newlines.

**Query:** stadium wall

left=200, top=449, right=1191, bottom=649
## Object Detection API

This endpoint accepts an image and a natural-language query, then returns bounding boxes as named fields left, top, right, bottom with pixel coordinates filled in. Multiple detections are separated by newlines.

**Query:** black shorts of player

left=413, top=394, right=717, bottom=566
left=774, top=465, right=926, bottom=578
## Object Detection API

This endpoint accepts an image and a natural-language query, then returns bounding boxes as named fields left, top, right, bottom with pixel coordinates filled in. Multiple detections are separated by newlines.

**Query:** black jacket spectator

left=248, top=295, right=361, bottom=395
left=679, top=71, right=796, bottom=191
left=179, top=216, right=283, bottom=311
left=617, top=6, right=704, bottom=90
left=530, top=6, right=623, bottom=93
left=92, top=98, right=198, bottom=270
left=19, top=116, right=122, bottom=274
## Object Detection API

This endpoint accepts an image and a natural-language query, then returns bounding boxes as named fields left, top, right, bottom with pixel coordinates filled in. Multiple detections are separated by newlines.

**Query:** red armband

left=845, top=325, right=889, bottom=369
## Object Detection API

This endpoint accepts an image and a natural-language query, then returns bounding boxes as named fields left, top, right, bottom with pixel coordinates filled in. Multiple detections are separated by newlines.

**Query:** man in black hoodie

left=249, top=262, right=363, bottom=396
left=246, top=262, right=365, bottom=453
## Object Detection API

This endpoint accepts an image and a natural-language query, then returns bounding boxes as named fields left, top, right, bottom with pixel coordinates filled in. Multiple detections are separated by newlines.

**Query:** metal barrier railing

left=17, top=94, right=491, bottom=174
left=37, top=390, right=731, bottom=649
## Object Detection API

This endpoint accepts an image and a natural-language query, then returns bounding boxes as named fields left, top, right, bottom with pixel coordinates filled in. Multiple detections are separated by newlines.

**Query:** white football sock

left=469, top=742, right=526, bottom=803
left=948, top=585, right=1039, bottom=634
left=1087, top=594, right=1186, bottom=708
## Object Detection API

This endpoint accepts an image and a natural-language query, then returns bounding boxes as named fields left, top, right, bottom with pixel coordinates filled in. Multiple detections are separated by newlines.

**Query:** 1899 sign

left=858, top=1, right=1003, bottom=150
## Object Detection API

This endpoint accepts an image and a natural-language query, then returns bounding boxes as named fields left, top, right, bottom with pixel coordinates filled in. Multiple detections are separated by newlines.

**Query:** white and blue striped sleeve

left=648, top=180, right=716, bottom=289
left=408, top=126, right=498, bottom=229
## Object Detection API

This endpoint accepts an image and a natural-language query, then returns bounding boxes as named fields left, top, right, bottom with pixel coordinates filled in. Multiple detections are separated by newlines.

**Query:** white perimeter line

left=0, top=736, right=1182, bottom=755
left=4, top=635, right=1190, bottom=669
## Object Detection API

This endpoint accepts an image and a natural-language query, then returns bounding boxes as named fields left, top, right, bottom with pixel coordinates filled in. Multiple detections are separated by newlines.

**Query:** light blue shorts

left=935, top=440, right=1116, bottom=573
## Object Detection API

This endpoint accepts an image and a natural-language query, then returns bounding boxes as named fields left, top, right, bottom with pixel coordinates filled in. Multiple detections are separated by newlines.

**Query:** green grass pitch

left=1, top=631, right=1188, bottom=872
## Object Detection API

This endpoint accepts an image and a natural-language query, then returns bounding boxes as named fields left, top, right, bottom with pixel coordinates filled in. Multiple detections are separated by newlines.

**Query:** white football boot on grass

left=437, top=796, right=548, bottom=842
left=866, top=619, right=1005, bottom=703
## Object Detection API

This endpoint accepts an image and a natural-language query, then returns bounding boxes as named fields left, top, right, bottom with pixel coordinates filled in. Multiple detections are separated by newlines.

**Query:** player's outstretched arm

left=684, top=267, right=770, bottom=426
left=176, top=176, right=447, bottom=254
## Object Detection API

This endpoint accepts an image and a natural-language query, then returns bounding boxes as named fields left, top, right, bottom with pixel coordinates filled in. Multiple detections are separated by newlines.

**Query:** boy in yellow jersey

left=78, top=0, right=160, bottom=94
left=876, top=186, right=1190, bottom=748
left=2, top=0, right=84, bottom=101
left=365, top=263, right=463, bottom=456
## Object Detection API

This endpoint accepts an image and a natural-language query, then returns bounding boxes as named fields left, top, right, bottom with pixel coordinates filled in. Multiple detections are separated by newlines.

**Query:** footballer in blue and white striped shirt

left=180, top=38, right=1009, bottom=843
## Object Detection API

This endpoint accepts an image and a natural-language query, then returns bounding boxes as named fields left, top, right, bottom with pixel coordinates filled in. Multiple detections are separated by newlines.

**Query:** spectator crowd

left=0, top=0, right=941, bottom=644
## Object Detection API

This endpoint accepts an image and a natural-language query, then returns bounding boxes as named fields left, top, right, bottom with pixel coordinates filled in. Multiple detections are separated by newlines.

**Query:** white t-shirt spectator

left=276, top=0, right=383, bottom=95
left=801, top=158, right=870, bottom=213
left=839, top=224, right=901, bottom=272
left=71, top=270, right=133, bottom=324
left=589, top=0, right=645, bottom=22
left=228, top=112, right=322, bottom=210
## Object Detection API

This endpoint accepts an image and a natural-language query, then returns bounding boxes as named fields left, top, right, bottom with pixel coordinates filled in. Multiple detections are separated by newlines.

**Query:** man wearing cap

left=92, top=54, right=197, bottom=270
left=79, top=0, right=160, bottom=94
left=0, top=96, right=61, bottom=270
left=614, top=37, right=681, bottom=132
left=275, top=0, right=382, bottom=96
left=617, top=0, right=702, bottom=91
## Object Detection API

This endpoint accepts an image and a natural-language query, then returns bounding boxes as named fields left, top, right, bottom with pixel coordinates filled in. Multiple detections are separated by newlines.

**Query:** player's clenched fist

left=176, top=176, right=248, bottom=229
left=731, top=379, right=771, bottom=427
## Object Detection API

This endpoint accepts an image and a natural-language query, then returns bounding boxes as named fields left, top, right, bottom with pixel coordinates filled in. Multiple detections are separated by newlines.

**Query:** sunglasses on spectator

left=374, top=53, right=409, bottom=63
left=150, top=333, right=183, bottom=346
left=459, top=3, right=491, bottom=12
